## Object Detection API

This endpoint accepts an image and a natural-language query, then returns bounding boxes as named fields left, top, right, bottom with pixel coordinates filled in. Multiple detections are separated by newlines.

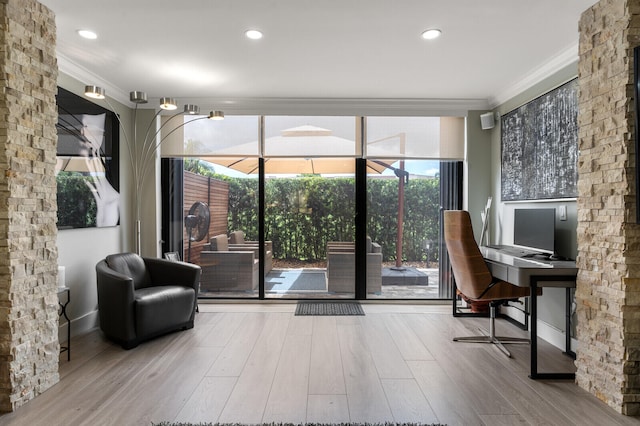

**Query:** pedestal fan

left=185, top=201, right=210, bottom=262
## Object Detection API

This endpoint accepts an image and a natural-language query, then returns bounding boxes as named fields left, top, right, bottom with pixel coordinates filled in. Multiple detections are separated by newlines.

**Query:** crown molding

left=163, top=96, right=490, bottom=117
left=57, top=52, right=490, bottom=116
left=488, top=42, right=579, bottom=108
left=57, top=52, right=131, bottom=106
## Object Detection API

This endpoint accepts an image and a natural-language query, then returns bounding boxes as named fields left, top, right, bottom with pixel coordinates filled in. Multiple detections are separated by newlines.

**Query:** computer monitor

left=513, top=208, right=555, bottom=254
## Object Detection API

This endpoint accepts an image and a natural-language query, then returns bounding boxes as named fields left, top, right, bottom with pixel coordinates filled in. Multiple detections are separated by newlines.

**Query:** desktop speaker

left=480, top=112, right=495, bottom=130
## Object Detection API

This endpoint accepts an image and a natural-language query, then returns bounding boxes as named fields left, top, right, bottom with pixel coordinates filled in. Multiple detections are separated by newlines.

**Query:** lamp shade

left=84, top=85, right=105, bottom=99
left=208, top=110, right=224, bottom=120
left=159, top=97, right=178, bottom=110
left=184, top=104, right=200, bottom=115
left=129, top=91, right=148, bottom=104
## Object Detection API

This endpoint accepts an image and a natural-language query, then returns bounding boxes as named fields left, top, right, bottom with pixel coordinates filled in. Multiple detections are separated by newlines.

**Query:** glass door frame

left=161, top=117, right=463, bottom=301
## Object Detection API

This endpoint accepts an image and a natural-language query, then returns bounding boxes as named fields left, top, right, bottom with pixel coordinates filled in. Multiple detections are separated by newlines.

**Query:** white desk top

left=481, top=246, right=577, bottom=287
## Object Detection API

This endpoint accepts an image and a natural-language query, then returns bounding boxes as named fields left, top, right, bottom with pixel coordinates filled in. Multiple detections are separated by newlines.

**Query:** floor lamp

left=84, top=85, right=224, bottom=255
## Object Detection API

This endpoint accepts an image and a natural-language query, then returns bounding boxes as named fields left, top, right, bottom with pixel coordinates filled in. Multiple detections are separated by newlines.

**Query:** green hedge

left=56, top=172, right=97, bottom=228
left=185, top=160, right=440, bottom=263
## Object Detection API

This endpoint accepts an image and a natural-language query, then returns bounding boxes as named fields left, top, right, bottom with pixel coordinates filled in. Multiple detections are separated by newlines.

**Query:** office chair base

left=454, top=329, right=529, bottom=357
left=453, top=304, right=529, bottom=357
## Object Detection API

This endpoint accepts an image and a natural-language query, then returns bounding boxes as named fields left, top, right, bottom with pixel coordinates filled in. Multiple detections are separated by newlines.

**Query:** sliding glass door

left=262, top=116, right=358, bottom=299
left=160, top=113, right=464, bottom=300
left=365, top=117, right=464, bottom=299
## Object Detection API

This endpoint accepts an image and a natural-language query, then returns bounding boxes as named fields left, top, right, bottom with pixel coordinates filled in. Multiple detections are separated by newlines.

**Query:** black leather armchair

left=96, top=252, right=201, bottom=349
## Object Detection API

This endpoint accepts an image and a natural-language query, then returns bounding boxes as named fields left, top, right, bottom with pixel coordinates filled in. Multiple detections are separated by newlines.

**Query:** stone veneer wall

left=0, top=0, right=59, bottom=412
left=577, top=0, right=640, bottom=415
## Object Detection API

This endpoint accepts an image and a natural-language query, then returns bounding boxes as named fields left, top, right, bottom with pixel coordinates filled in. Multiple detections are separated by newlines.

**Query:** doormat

left=295, top=301, right=365, bottom=316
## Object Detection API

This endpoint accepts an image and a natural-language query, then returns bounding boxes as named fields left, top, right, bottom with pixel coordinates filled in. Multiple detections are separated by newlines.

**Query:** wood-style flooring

left=1, top=303, right=638, bottom=426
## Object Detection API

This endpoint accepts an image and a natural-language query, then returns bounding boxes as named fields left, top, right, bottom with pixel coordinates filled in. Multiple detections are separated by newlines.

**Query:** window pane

left=264, top=170, right=355, bottom=299
left=366, top=116, right=464, bottom=160
left=185, top=160, right=260, bottom=298
left=264, top=116, right=359, bottom=158
left=367, top=159, right=442, bottom=299
left=161, top=115, right=260, bottom=157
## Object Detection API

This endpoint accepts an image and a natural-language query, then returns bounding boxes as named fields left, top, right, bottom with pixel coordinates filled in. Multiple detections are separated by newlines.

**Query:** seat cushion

left=229, top=230, right=245, bottom=244
left=134, top=286, right=195, bottom=337
left=106, top=253, right=152, bottom=289
left=210, top=234, right=229, bottom=251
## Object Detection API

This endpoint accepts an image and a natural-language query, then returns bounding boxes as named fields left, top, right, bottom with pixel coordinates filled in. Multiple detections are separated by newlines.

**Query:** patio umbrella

left=201, top=125, right=402, bottom=266
left=202, top=125, right=391, bottom=175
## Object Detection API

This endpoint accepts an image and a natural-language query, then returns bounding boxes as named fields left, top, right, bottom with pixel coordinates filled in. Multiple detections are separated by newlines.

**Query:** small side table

left=57, top=287, right=70, bottom=361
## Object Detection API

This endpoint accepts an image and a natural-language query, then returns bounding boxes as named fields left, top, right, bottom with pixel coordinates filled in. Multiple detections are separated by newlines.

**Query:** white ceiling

left=40, top=0, right=597, bottom=112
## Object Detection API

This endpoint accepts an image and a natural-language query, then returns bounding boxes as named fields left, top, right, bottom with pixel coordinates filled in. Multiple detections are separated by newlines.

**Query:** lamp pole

left=84, top=86, right=224, bottom=255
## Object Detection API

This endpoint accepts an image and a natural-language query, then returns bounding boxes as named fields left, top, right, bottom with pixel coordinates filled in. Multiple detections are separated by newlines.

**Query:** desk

left=480, top=246, right=577, bottom=380
left=57, top=287, right=70, bottom=361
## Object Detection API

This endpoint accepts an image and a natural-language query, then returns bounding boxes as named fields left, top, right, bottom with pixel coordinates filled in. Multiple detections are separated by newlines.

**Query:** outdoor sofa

left=326, top=237, right=382, bottom=294
left=199, top=234, right=259, bottom=291
left=228, top=230, right=273, bottom=274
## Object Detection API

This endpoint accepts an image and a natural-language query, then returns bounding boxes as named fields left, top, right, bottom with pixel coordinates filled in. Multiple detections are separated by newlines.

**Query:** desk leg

left=530, top=280, right=538, bottom=379
left=58, top=290, right=70, bottom=362
left=565, top=287, right=576, bottom=358
left=66, top=298, right=70, bottom=361
left=529, top=277, right=575, bottom=380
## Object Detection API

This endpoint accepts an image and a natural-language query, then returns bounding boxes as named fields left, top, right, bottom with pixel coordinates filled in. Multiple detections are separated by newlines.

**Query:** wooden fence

left=182, top=171, right=229, bottom=264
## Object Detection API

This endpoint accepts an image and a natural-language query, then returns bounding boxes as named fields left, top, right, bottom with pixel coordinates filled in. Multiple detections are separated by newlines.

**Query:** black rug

left=154, top=423, right=444, bottom=426
left=295, top=301, right=365, bottom=316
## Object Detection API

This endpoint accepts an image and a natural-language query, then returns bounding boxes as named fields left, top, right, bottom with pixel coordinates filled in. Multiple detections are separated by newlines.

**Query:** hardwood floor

left=2, top=303, right=639, bottom=425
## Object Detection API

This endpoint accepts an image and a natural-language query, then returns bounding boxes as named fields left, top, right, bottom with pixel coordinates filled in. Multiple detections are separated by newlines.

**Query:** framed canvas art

left=56, top=87, right=120, bottom=229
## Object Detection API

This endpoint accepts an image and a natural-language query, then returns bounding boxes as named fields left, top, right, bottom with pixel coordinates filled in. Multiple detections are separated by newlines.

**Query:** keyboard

left=486, top=245, right=536, bottom=258
left=516, top=257, right=550, bottom=267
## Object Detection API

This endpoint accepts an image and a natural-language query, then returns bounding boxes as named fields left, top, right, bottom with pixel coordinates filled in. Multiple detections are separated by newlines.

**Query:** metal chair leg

left=453, top=303, right=529, bottom=357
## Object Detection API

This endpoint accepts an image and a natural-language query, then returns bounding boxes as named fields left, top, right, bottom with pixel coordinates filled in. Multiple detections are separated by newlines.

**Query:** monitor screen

left=513, top=208, right=555, bottom=254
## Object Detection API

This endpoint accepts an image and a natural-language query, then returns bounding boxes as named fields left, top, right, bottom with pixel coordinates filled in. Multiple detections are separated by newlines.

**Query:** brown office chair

left=443, top=210, right=531, bottom=357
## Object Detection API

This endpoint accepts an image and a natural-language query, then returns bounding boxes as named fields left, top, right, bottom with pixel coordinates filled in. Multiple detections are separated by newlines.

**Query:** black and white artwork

left=56, top=87, right=120, bottom=229
left=501, top=78, right=578, bottom=201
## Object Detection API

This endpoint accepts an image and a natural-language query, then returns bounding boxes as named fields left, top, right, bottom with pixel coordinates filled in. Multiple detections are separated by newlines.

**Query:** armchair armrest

left=144, top=257, right=201, bottom=292
left=96, top=260, right=137, bottom=342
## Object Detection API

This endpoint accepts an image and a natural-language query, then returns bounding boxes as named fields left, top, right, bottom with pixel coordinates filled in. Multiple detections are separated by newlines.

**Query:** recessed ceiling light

left=421, top=29, right=442, bottom=40
left=77, top=29, right=98, bottom=40
left=245, top=29, right=263, bottom=40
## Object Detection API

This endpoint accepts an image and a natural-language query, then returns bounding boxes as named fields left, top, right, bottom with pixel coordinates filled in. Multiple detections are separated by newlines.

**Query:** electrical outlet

left=559, top=205, right=567, bottom=221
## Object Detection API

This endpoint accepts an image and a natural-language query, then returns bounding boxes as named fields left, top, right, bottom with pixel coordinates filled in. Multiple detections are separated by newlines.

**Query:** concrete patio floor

left=199, top=268, right=442, bottom=299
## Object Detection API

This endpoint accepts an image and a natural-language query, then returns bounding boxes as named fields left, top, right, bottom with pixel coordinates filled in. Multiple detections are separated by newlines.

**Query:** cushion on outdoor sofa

left=209, top=234, right=229, bottom=251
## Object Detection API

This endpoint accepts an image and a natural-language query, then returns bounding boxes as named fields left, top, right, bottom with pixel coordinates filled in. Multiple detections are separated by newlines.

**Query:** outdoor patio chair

left=326, top=237, right=382, bottom=294
left=228, top=230, right=273, bottom=274
left=200, top=234, right=259, bottom=291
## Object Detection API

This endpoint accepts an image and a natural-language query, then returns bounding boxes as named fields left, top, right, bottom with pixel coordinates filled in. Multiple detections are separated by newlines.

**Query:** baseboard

left=501, top=304, right=577, bottom=352
left=58, top=309, right=99, bottom=343
left=537, top=318, right=577, bottom=353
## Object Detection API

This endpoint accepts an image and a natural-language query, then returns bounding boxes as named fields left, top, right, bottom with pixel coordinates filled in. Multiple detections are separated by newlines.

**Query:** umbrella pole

left=395, top=160, right=405, bottom=269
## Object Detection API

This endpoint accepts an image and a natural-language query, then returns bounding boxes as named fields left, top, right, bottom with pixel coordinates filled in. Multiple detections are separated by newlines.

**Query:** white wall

left=56, top=73, right=134, bottom=341
left=465, top=110, right=493, bottom=239
left=57, top=227, right=121, bottom=338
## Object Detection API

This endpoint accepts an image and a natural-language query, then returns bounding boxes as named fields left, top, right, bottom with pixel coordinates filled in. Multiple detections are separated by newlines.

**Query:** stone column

left=577, top=0, right=640, bottom=415
left=0, top=0, right=59, bottom=412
